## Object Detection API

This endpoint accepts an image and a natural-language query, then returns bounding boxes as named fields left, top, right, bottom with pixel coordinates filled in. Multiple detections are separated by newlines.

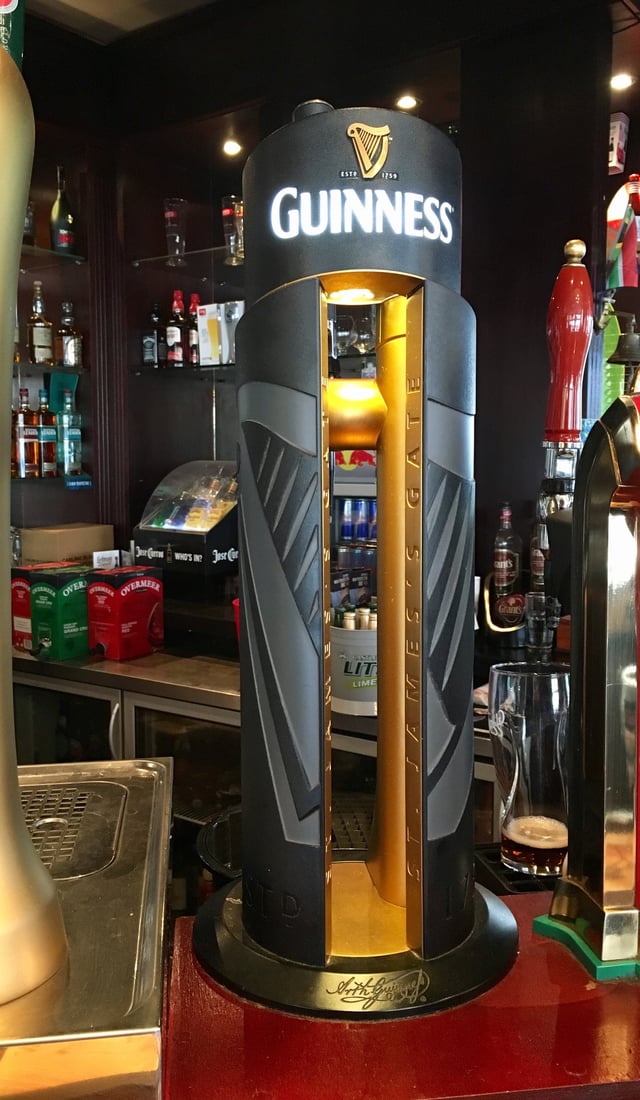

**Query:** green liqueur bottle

left=0, top=0, right=24, bottom=69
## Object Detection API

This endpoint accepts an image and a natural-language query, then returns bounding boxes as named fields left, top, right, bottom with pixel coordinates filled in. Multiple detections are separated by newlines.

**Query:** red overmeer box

left=11, top=561, right=73, bottom=651
left=87, top=566, right=164, bottom=661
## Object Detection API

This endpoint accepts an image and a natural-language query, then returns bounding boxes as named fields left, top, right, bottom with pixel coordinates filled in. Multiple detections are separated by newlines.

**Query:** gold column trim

left=0, top=47, right=68, bottom=1004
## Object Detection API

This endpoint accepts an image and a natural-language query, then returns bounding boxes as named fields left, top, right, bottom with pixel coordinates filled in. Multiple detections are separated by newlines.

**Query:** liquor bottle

left=54, top=301, right=83, bottom=368
left=183, top=476, right=213, bottom=530
left=27, top=280, right=54, bottom=366
left=141, top=302, right=167, bottom=369
left=37, top=389, right=57, bottom=478
left=188, top=292, right=200, bottom=367
left=22, top=198, right=34, bottom=245
left=165, top=488, right=195, bottom=528
left=14, top=387, right=39, bottom=478
left=13, top=303, right=20, bottom=365
left=49, top=164, right=76, bottom=253
left=529, top=515, right=549, bottom=594
left=10, top=403, right=16, bottom=479
left=492, top=502, right=525, bottom=627
left=166, top=289, right=186, bottom=367
left=56, top=389, right=82, bottom=475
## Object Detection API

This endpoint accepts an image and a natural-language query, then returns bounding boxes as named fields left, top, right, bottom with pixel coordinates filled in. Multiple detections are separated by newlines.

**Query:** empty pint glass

left=163, top=197, right=187, bottom=266
left=221, top=195, right=244, bottom=265
left=488, top=662, right=570, bottom=876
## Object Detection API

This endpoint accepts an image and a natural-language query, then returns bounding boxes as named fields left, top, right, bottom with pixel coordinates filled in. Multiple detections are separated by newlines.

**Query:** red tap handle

left=544, top=239, right=594, bottom=444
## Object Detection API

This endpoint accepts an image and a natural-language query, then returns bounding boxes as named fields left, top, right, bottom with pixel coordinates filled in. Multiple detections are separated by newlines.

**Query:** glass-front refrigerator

left=13, top=671, right=122, bottom=764
left=122, top=692, right=241, bottom=827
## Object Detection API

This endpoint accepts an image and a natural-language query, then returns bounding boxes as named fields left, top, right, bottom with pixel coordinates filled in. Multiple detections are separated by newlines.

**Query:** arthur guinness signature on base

left=326, top=970, right=429, bottom=1011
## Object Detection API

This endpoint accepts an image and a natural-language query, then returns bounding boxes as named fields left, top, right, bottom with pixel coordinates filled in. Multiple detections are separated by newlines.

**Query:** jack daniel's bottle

left=492, top=502, right=525, bottom=627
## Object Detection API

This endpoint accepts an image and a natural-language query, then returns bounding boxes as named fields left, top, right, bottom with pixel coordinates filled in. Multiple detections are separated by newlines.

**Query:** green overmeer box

left=30, top=566, right=92, bottom=660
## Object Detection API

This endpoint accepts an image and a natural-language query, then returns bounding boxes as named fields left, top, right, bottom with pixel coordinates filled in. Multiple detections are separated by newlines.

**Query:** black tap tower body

left=193, top=101, right=517, bottom=1018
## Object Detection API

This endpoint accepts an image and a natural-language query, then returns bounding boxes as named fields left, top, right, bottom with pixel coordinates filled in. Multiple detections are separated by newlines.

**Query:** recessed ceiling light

left=611, top=72, right=636, bottom=91
left=328, top=288, right=375, bottom=304
left=395, top=94, right=418, bottom=111
left=223, top=139, right=242, bottom=156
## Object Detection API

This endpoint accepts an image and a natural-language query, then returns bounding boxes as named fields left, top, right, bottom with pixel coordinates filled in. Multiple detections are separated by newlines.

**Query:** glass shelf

left=14, top=363, right=85, bottom=377
left=20, top=244, right=86, bottom=272
left=131, top=245, right=231, bottom=268
left=131, top=363, right=236, bottom=378
left=130, top=247, right=244, bottom=299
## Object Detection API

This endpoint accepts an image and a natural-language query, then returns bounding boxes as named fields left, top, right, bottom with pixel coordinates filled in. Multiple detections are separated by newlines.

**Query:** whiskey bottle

left=37, top=389, right=57, bottom=478
left=14, top=387, right=39, bottom=478
left=49, top=164, right=76, bottom=253
left=141, top=302, right=166, bottom=369
left=27, top=280, right=54, bottom=366
left=54, top=300, right=82, bottom=368
left=22, top=198, right=34, bottom=245
left=166, top=289, right=186, bottom=367
left=529, top=516, right=549, bottom=594
left=57, top=389, right=82, bottom=475
left=492, top=501, right=525, bottom=627
left=188, top=292, right=200, bottom=367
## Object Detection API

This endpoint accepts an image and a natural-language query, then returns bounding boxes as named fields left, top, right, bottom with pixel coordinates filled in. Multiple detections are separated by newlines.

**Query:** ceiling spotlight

left=611, top=72, right=636, bottom=91
left=395, top=93, right=418, bottom=111
left=223, top=139, right=242, bottom=157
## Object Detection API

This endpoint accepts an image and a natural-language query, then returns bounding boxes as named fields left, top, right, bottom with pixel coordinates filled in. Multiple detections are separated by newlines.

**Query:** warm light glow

left=332, top=380, right=377, bottom=403
left=223, top=139, right=242, bottom=156
left=611, top=72, right=636, bottom=91
left=396, top=93, right=418, bottom=110
left=328, top=288, right=375, bottom=304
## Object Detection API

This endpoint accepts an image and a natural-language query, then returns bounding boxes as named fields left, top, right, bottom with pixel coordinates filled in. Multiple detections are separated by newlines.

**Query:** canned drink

left=354, top=498, right=369, bottom=541
left=350, top=544, right=364, bottom=568
left=362, top=545, right=377, bottom=595
left=368, top=499, right=377, bottom=540
left=335, top=544, right=351, bottom=570
left=340, top=499, right=354, bottom=540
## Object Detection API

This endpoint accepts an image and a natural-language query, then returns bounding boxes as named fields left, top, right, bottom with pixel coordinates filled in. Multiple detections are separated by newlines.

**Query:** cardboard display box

left=20, top=524, right=114, bottom=565
left=11, top=561, right=74, bottom=651
left=87, top=566, right=164, bottom=661
left=29, top=565, right=92, bottom=661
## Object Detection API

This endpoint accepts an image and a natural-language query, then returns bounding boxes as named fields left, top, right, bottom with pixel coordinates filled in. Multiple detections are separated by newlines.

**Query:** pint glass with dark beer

left=489, top=662, right=570, bottom=876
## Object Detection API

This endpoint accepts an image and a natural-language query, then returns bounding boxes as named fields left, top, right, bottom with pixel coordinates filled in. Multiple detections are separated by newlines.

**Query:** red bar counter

left=163, top=894, right=640, bottom=1099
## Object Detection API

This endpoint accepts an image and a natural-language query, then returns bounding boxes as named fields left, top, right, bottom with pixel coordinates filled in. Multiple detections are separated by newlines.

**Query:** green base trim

left=533, top=915, right=640, bottom=981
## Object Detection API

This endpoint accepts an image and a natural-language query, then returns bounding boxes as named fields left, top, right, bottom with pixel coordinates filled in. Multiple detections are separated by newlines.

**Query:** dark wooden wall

left=18, top=1, right=615, bottom=570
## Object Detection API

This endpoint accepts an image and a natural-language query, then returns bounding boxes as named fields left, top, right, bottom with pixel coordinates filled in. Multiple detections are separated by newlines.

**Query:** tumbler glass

left=488, top=661, right=570, bottom=876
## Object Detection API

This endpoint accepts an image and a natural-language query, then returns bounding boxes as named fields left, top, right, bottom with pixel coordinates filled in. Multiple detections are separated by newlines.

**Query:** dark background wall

left=17, top=0, right=619, bottom=579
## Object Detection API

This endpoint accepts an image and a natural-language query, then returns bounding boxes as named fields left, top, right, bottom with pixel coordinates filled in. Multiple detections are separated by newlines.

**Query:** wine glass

left=352, top=305, right=377, bottom=355
left=332, top=310, right=357, bottom=357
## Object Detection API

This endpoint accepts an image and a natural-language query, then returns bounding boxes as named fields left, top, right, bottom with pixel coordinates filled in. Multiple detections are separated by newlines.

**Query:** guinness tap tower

left=194, top=101, right=517, bottom=1017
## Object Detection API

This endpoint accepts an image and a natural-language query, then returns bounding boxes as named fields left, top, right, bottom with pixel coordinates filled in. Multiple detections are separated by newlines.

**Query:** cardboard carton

left=29, top=565, right=92, bottom=660
left=11, top=561, right=73, bottom=651
left=87, top=566, right=164, bottom=660
left=20, top=523, right=114, bottom=565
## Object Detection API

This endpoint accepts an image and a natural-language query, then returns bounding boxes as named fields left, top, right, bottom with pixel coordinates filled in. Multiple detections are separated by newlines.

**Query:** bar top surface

left=164, top=892, right=640, bottom=1099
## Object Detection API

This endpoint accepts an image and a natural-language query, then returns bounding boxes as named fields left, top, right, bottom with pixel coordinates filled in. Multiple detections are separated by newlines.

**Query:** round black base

left=192, top=881, right=518, bottom=1020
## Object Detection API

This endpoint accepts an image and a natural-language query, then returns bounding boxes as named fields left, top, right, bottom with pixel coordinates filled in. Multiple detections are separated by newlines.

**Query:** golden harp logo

left=347, top=122, right=391, bottom=179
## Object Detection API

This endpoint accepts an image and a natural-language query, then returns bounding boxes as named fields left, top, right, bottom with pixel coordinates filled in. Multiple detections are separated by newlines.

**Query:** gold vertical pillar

left=0, top=46, right=68, bottom=1004
left=367, top=294, right=410, bottom=909
left=404, top=288, right=424, bottom=951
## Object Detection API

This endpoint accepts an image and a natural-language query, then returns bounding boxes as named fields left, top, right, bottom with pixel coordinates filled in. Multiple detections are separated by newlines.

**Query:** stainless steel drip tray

left=0, top=758, right=172, bottom=1100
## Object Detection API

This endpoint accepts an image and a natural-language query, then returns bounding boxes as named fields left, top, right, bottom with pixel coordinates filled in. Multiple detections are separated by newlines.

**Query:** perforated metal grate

left=331, top=792, right=374, bottom=857
left=20, top=782, right=127, bottom=879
